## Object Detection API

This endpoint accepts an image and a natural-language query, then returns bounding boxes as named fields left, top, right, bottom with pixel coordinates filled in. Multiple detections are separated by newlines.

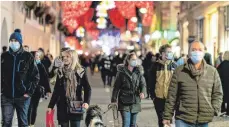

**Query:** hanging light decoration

left=97, top=17, right=107, bottom=29
left=76, top=26, right=85, bottom=37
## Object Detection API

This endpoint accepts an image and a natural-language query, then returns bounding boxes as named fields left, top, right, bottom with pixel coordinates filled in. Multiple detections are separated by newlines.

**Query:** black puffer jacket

left=217, top=60, right=229, bottom=101
left=1, top=48, right=40, bottom=98
left=111, top=64, right=146, bottom=113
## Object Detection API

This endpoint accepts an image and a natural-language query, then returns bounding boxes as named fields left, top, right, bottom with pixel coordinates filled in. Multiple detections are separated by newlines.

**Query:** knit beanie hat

left=9, top=29, right=23, bottom=45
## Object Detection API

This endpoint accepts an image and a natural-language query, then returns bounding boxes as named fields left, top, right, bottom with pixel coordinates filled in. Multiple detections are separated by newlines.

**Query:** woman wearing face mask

left=111, top=52, right=146, bottom=127
left=47, top=49, right=91, bottom=127
left=28, top=51, right=51, bottom=127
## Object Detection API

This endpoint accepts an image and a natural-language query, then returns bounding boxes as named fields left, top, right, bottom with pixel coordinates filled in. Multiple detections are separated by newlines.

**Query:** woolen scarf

left=62, top=65, right=78, bottom=101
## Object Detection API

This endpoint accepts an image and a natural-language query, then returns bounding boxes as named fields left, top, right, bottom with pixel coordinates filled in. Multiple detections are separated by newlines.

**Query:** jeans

left=1, top=95, right=31, bottom=127
left=28, top=93, right=41, bottom=125
left=176, top=120, right=208, bottom=127
left=153, top=97, right=166, bottom=127
left=120, top=111, right=138, bottom=127
left=60, top=120, right=81, bottom=127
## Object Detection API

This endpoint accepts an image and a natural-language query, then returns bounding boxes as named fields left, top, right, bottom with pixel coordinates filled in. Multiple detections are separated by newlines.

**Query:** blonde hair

left=63, top=49, right=82, bottom=70
left=223, top=51, right=229, bottom=61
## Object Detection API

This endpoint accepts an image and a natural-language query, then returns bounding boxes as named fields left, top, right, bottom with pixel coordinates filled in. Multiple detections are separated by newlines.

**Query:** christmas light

left=140, top=8, right=147, bottom=14
left=131, top=17, right=138, bottom=23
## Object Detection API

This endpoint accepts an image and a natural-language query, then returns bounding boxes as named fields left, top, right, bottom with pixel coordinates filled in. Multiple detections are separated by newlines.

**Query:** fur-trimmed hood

left=117, top=64, right=144, bottom=76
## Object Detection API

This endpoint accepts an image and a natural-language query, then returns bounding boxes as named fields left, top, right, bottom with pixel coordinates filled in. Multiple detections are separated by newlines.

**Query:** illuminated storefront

left=225, top=5, right=229, bottom=51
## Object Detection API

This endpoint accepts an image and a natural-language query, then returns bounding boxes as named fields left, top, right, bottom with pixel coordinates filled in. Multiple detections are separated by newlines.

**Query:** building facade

left=178, top=1, right=229, bottom=63
left=1, top=1, right=61, bottom=58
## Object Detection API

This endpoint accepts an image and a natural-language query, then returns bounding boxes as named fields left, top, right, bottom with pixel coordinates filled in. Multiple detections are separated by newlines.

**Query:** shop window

left=197, top=18, right=204, bottom=42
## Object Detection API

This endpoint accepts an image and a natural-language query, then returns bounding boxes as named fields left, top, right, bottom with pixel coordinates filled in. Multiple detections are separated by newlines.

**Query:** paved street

left=7, top=70, right=229, bottom=127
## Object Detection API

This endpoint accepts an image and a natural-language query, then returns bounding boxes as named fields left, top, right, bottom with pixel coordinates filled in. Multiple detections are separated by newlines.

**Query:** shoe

left=39, top=98, right=43, bottom=103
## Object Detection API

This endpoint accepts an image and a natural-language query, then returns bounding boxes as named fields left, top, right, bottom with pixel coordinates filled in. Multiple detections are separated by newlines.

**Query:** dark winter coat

left=48, top=68, right=91, bottom=123
left=163, top=60, right=223, bottom=124
left=111, top=64, right=146, bottom=113
left=36, top=63, right=51, bottom=94
left=217, top=60, right=229, bottom=102
left=41, top=55, right=51, bottom=74
left=204, top=53, right=212, bottom=65
left=1, top=48, right=40, bottom=98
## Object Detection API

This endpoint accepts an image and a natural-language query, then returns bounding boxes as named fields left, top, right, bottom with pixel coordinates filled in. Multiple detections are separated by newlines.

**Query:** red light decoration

left=62, top=1, right=92, bottom=33
left=115, top=1, right=154, bottom=26
left=128, top=19, right=137, bottom=31
left=88, top=29, right=99, bottom=40
left=115, top=2, right=136, bottom=19
left=65, top=36, right=82, bottom=50
left=108, top=8, right=126, bottom=29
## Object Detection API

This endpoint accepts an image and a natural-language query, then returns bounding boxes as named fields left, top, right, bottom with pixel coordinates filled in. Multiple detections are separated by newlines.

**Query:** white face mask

left=9, top=41, right=20, bottom=52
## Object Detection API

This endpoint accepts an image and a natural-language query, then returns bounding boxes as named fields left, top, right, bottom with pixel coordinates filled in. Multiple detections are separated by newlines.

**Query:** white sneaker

left=39, top=98, right=43, bottom=103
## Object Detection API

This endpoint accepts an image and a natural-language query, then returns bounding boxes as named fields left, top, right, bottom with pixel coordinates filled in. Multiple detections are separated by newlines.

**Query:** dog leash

left=103, top=104, right=119, bottom=126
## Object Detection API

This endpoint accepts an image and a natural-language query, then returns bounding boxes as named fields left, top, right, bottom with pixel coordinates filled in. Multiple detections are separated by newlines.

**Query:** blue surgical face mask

left=130, top=60, right=137, bottom=67
left=9, top=41, right=20, bottom=52
left=35, top=60, right=41, bottom=64
left=190, top=51, right=204, bottom=64
left=166, top=52, right=174, bottom=60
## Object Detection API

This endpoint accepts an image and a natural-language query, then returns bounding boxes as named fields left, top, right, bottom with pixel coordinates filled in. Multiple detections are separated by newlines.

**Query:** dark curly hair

left=159, top=44, right=172, bottom=54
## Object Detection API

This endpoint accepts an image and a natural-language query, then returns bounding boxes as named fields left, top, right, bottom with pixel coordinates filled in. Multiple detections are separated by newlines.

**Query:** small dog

left=85, top=105, right=105, bottom=127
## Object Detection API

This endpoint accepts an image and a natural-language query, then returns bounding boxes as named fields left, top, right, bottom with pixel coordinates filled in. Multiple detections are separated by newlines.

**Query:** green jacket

left=111, top=64, right=146, bottom=113
left=163, top=60, right=223, bottom=123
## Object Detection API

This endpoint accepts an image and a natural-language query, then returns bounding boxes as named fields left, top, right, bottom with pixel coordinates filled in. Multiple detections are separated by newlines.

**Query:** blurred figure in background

left=215, top=52, right=223, bottom=68
left=142, top=51, right=153, bottom=99
left=28, top=51, right=51, bottom=126
left=89, top=54, right=96, bottom=76
left=38, top=48, right=52, bottom=73
left=204, top=47, right=213, bottom=66
left=23, top=45, right=30, bottom=52
left=217, top=51, right=229, bottom=116
left=1, top=46, right=7, bottom=54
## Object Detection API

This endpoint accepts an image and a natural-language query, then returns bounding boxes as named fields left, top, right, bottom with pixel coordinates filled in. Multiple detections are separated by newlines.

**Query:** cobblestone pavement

left=4, top=70, right=229, bottom=127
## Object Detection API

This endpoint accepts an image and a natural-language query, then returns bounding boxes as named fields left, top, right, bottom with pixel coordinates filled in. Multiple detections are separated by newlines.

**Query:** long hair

left=124, top=52, right=136, bottom=66
left=63, top=49, right=82, bottom=70
left=223, top=51, right=229, bottom=61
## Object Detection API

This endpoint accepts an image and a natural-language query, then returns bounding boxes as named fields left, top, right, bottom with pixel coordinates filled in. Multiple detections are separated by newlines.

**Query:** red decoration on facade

left=65, top=36, right=82, bottom=50
left=115, top=2, right=136, bottom=19
left=108, top=8, right=126, bottom=29
left=128, top=19, right=137, bottom=31
left=142, top=13, right=153, bottom=26
left=88, top=29, right=99, bottom=40
left=62, top=1, right=92, bottom=33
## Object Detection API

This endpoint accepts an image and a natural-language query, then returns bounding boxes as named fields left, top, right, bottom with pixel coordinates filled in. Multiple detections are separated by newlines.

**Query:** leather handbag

left=67, top=100, right=85, bottom=114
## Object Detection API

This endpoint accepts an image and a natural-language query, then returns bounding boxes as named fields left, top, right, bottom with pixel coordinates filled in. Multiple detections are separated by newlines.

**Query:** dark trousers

left=153, top=97, right=166, bottom=127
left=60, top=120, right=81, bottom=127
left=28, top=93, right=41, bottom=125
left=1, top=95, right=31, bottom=127
left=101, top=70, right=113, bottom=87
left=144, top=75, right=150, bottom=98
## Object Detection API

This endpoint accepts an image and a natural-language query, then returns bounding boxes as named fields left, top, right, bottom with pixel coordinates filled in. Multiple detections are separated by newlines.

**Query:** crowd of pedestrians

left=1, top=29, right=229, bottom=127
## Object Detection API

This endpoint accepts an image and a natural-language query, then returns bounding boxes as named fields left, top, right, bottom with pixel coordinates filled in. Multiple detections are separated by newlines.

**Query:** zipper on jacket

left=12, top=55, right=16, bottom=98
left=195, top=79, right=200, bottom=123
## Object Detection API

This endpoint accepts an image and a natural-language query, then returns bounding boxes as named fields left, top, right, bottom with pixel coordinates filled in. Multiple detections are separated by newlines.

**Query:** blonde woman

left=47, top=50, right=91, bottom=127
left=217, top=51, right=229, bottom=116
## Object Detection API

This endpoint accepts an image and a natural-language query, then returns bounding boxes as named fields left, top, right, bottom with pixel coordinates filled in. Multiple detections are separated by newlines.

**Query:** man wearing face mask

left=163, top=41, right=223, bottom=127
left=1, top=29, right=40, bottom=127
left=148, top=44, right=177, bottom=127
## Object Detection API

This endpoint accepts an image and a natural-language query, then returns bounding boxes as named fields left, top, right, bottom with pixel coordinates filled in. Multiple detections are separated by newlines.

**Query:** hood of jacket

left=117, top=64, right=144, bottom=76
